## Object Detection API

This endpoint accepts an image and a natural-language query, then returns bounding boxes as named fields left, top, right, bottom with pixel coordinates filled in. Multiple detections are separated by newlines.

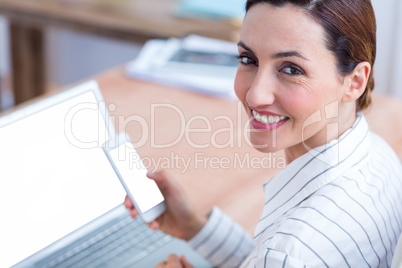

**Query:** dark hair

left=245, top=0, right=376, bottom=111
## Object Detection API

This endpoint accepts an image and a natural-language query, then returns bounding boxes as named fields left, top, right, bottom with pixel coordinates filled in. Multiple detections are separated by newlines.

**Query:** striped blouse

left=188, top=113, right=402, bottom=268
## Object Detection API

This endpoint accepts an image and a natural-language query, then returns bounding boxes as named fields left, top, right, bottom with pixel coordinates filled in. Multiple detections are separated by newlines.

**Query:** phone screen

left=108, top=142, right=164, bottom=213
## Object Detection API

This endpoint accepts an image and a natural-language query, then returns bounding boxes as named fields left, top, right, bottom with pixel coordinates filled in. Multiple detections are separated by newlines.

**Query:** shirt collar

left=255, top=113, right=370, bottom=238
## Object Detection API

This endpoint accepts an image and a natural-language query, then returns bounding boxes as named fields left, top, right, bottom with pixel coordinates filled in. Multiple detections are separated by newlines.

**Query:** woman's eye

left=239, top=56, right=257, bottom=66
left=280, top=66, right=304, bottom=76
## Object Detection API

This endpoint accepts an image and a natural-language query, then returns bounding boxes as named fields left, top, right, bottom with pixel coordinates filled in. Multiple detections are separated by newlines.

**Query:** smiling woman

left=124, top=1, right=402, bottom=267
left=235, top=1, right=375, bottom=161
left=244, top=0, right=376, bottom=111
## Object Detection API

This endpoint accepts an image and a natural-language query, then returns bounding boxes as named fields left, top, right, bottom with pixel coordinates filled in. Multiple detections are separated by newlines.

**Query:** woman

left=126, top=0, right=402, bottom=267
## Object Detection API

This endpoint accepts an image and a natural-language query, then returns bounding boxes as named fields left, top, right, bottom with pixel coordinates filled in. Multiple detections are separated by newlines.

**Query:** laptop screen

left=0, top=81, right=125, bottom=267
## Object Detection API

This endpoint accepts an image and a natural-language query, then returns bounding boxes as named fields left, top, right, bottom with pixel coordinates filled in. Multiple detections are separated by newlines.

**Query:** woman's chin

left=249, top=140, right=282, bottom=153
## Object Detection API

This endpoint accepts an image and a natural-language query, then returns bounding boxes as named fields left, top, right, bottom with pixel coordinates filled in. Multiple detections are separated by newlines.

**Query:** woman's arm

left=188, top=207, right=255, bottom=267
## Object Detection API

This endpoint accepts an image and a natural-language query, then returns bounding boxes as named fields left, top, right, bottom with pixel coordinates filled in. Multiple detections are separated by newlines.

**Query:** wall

left=372, top=0, right=402, bottom=99
left=46, top=28, right=141, bottom=88
left=0, top=16, right=12, bottom=109
left=0, top=17, right=8, bottom=76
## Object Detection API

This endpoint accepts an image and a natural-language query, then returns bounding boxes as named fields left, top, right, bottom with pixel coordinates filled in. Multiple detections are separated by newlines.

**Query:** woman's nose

left=246, top=71, right=276, bottom=108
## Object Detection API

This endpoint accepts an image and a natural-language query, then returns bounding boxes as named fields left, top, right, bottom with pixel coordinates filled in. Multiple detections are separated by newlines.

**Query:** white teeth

left=255, top=112, right=261, bottom=121
left=253, top=111, right=287, bottom=124
left=261, top=115, right=268, bottom=124
left=253, top=110, right=257, bottom=117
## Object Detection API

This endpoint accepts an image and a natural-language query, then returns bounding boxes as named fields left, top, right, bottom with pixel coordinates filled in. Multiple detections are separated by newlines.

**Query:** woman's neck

left=284, top=106, right=357, bottom=164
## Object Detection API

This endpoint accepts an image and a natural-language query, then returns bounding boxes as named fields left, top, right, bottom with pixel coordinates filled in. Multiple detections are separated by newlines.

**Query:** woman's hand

left=124, top=170, right=207, bottom=241
left=154, top=255, right=194, bottom=268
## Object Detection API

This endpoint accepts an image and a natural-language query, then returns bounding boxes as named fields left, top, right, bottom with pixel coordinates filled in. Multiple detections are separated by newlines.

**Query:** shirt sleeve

left=255, top=249, right=308, bottom=268
left=188, top=207, right=255, bottom=268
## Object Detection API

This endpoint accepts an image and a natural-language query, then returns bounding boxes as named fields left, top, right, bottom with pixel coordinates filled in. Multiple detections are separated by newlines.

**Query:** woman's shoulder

left=262, top=180, right=396, bottom=267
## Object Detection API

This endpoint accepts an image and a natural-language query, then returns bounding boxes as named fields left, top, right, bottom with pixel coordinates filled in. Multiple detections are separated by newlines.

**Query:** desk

left=84, top=67, right=402, bottom=233
left=0, top=0, right=241, bottom=105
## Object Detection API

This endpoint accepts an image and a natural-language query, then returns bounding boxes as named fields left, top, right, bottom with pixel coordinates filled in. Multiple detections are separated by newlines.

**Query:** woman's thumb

left=146, top=170, right=174, bottom=196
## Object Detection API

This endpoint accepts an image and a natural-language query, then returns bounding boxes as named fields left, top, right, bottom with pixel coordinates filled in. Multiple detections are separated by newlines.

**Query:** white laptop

left=0, top=81, right=211, bottom=268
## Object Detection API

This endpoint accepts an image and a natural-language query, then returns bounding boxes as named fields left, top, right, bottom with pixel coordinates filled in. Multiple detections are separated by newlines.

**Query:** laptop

left=0, top=80, right=211, bottom=268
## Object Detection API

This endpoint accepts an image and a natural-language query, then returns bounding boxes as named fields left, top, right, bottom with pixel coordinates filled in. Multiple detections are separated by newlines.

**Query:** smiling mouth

left=252, top=110, right=289, bottom=124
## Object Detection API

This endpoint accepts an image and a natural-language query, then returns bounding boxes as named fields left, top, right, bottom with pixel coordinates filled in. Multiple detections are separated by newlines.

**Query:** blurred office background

left=0, top=0, right=401, bottom=110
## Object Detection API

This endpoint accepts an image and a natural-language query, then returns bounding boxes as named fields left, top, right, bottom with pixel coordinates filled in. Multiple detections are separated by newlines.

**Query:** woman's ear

left=342, top=62, right=371, bottom=103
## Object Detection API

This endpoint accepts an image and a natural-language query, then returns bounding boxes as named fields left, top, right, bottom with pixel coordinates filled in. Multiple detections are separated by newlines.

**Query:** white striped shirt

left=188, top=113, right=402, bottom=267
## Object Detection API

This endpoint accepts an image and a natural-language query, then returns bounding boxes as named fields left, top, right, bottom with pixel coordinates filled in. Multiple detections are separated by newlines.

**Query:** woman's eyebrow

left=238, top=41, right=309, bottom=61
left=237, top=41, right=256, bottom=55
left=271, top=51, right=310, bottom=61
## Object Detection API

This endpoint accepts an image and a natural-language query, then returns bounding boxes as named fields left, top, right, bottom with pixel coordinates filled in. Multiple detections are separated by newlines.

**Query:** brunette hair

left=245, top=0, right=376, bottom=111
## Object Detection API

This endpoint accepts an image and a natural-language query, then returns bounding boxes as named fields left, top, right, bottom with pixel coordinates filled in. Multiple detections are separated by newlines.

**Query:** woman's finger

left=124, top=195, right=139, bottom=218
left=154, top=261, right=167, bottom=268
left=179, top=256, right=194, bottom=268
left=129, top=208, right=138, bottom=218
left=154, top=255, right=183, bottom=268
left=147, top=221, right=160, bottom=230
left=124, top=195, right=133, bottom=209
left=166, top=255, right=182, bottom=267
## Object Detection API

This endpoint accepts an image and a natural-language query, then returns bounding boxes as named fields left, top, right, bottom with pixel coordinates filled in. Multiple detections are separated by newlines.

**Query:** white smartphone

left=103, top=132, right=166, bottom=222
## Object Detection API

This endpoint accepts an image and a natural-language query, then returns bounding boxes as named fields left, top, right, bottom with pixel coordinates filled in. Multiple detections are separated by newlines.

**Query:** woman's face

left=235, top=3, right=352, bottom=161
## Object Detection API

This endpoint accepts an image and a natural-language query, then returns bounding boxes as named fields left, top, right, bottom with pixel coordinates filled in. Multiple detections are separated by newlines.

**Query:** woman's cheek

left=234, top=71, right=250, bottom=101
left=282, top=79, right=323, bottom=118
left=282, top=90, right=312, bottom=116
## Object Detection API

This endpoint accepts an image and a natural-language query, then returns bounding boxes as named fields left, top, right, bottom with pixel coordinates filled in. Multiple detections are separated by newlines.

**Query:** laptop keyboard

left=37, top=215, right=173, bottom=268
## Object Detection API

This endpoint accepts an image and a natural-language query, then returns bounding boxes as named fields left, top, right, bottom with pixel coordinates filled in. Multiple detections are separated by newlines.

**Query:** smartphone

left=103, top=132, right=166, bottom=222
